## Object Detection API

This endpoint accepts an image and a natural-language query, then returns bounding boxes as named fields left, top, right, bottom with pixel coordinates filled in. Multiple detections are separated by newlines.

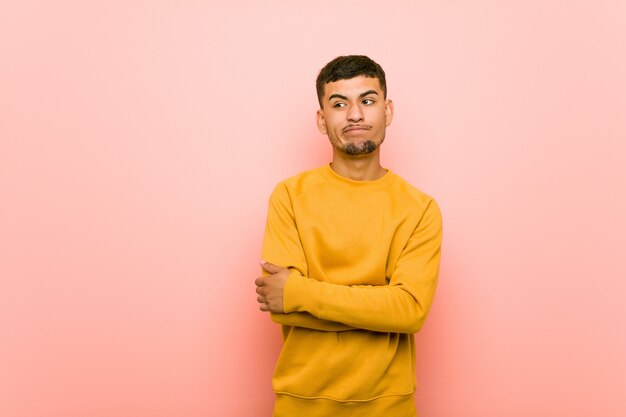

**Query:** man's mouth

left=342, top=125, right=371, bottom=133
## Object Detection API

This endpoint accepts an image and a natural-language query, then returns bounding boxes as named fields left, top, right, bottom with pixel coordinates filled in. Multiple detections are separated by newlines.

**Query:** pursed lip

left=342, top=125, right=371, bottom=133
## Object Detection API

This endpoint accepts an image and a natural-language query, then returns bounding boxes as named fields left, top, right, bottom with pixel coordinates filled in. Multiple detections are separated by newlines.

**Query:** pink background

left=1, top=1, right=625, bottom=416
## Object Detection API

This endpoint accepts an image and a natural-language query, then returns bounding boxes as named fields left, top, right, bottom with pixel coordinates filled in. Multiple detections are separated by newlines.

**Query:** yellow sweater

left=262, top=164, right=442, bottom=417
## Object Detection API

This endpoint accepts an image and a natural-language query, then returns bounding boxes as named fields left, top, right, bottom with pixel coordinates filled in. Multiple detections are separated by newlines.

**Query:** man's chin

left=341, top=140, right=378, bottom=156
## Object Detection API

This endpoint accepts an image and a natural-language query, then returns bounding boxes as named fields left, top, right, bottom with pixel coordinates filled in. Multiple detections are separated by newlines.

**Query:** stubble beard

left=328, top=127, right=386, bottom=156
left=342, top=140, right=377, bottom=156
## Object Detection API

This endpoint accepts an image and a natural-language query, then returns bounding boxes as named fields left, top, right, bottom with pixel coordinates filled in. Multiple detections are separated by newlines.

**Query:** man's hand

left=255, top=261, right=290, bottom=313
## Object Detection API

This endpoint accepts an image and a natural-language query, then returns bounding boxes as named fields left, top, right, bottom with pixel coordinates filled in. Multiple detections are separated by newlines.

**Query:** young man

left=255, top=55, right=442, bottom=417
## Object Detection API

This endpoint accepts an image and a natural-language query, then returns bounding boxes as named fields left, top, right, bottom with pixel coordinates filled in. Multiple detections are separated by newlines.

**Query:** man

left=255, top=55, right=442, bottom=417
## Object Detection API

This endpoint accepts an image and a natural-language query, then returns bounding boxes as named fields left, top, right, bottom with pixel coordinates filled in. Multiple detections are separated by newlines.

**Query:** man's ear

left=385, top=99, right=394, bottom=127
left=316, top=109, right=327, bottom=134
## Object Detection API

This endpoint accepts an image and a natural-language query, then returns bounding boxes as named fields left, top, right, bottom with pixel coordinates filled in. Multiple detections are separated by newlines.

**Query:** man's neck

left=330, top=149, right=387, bottom=181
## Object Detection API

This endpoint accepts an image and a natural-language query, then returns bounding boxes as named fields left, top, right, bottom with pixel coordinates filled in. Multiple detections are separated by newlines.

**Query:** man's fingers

left=261, top=261, right=282, bottom=274
left=257, top=261, right=285, bottom=313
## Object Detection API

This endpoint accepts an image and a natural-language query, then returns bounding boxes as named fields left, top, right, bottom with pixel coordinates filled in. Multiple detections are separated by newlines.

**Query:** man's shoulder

left=271, top=166, right=439, bottom=214
left=387, top=171, right=437, bottom=209
left=282, top=165, right=328, bottom=184
left=272, top=165, right=329, bottom=197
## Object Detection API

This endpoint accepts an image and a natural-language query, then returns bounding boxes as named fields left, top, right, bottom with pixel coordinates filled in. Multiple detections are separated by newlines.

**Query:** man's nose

left=347, top=104, right=364, bottom=122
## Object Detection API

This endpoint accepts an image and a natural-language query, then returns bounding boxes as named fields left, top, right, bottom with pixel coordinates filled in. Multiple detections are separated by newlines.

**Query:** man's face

left=316, top=75, right=393, bottom=156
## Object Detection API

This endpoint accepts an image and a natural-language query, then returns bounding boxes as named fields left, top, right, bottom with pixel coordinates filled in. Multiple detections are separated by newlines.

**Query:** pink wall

left=1, top=1, right=625, bottom=416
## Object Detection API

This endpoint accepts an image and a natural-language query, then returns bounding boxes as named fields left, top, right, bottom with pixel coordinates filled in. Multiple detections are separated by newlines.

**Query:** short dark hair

left=316, top=55, right=387, bottom=108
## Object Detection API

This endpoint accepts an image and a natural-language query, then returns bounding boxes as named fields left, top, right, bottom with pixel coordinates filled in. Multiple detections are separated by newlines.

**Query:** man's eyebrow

left=328, top=93, right=348, bottom=101
left=328, top=90, right=379, bottom=102
left=359, top=90, right=379, bottom=98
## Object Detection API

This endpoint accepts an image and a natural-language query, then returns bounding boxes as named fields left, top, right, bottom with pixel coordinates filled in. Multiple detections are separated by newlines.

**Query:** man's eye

left=363, top=99, right=374, bottom=105
left=333, top=102, right=346, bottom=108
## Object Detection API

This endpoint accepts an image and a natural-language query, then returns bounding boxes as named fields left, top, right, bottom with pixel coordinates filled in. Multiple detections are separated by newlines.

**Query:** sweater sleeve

left=282, top=199, right=443, bottom=334
left=270, top=312, right=355, bottom=332
left=262, top=183, right=354, bottom=332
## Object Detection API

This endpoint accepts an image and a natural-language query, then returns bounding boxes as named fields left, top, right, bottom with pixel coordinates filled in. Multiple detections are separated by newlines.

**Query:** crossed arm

left=255, top=184, right=443, bottom=334
left=255, top=262, right=356, bottom=331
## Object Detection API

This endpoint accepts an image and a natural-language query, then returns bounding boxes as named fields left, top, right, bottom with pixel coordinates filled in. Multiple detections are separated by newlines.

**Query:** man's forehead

left=323, top=76, right=382, bottom=98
